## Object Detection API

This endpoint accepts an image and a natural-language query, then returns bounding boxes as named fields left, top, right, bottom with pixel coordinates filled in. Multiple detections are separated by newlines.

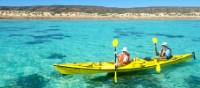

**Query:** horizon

left=0, top=0, right=199, bottom=8
left=0, top=5, right=200, bottom=8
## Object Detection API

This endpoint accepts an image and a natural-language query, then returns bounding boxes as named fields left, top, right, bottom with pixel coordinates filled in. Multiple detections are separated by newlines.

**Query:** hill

left=0, top=5, right=200, bottom=14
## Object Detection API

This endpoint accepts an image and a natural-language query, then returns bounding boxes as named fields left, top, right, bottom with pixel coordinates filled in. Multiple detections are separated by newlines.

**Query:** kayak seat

left=143, top=57, right=152, bottom=61
left=167, top=55, right=173, bottom=60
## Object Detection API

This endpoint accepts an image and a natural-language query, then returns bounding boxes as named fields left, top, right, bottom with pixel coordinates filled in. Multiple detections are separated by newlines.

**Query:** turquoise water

left=0, top=19, right=199, bottom=88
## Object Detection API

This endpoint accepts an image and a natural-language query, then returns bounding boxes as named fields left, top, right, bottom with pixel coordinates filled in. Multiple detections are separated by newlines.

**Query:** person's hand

left=114, top=63, right=118, bottom=66
left=134, top=57, right=138, bottom=61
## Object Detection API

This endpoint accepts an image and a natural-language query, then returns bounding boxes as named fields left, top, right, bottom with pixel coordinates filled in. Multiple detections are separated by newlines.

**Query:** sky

left=0, top=0, right=199, bottom=8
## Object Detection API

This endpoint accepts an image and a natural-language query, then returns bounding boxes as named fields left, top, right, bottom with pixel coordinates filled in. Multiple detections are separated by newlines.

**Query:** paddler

left=159, top=42, right=172, bottom=60
left=116, top=47, right=131, bottom=66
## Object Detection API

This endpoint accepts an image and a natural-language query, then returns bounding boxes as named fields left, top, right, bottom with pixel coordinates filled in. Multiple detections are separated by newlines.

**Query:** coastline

left=1, top=6, right=200, bottom=20
left=1, top=10, right=200, bottom=20
left=1, top=16, right=200, bottom=20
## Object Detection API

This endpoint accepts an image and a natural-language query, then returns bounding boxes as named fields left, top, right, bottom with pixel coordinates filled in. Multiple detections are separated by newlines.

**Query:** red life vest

left=117, top=53, right=130, bottom=65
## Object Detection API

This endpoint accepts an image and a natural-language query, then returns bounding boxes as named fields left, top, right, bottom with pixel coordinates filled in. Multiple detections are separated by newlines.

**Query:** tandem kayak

left=54, top=53, right=193, bottom=75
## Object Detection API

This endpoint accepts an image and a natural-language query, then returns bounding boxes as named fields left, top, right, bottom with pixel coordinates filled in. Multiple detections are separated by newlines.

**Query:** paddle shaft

left=114, top=47, right=118, bottom=83
left=112, top=39, right=118, bottom=83
left=154, top=43, right=159, bottom=56
left=114, top=47, right=117, bottom=70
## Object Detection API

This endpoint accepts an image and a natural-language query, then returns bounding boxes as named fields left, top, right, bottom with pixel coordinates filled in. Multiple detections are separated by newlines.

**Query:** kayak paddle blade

left=112, top=39, right=119, bottom=47
left=152, top=37, right=158, bottom=44
left=114, top=71, right=117, bottom=83
left=156, top=63, right=161, bottom=73
left=192, top=52, right=196, bottom=60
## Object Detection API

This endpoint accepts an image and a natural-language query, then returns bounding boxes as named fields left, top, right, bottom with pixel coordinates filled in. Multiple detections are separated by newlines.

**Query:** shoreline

left=1, top=16, right=200, bottom=20
left=1, top=6, right=200, bottom=20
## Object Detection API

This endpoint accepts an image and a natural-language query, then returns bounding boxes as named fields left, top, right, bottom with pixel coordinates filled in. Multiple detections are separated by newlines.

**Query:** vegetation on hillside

left=0, top=5, right=200, bottom=14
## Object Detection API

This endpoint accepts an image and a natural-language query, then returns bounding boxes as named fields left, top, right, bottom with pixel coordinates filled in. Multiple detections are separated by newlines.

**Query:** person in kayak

left=159, top=42, right=172, bottom=60
left=116, top=47, right=131, bottom=66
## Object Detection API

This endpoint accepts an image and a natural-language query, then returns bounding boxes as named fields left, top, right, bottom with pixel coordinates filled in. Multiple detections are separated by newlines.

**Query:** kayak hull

left=54, top=54, right=192, bottom=74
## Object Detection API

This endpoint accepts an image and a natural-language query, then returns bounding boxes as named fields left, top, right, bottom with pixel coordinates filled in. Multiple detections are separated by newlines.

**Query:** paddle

left=112, top=38, right=118, bottom=83
left=152, top=37, right=161, bottom=73
left=192, top=52, right=196, bottom=60
left=152, top=37, right=159, bottom=56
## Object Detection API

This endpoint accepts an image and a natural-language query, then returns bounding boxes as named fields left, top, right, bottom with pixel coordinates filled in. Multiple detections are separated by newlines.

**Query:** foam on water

left=0, top=19, right=200, bottom=88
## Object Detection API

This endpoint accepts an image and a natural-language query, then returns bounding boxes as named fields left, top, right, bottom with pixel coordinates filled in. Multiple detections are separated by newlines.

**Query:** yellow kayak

left=54, top=53, right=193, bottom=75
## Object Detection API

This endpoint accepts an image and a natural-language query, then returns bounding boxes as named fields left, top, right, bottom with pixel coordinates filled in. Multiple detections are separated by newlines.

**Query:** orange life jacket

left=117, top=53, right=130, bottom=65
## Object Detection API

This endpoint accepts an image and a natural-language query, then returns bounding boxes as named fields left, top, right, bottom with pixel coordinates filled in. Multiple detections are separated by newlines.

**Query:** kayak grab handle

left=192, top=52, right=196, bottom=60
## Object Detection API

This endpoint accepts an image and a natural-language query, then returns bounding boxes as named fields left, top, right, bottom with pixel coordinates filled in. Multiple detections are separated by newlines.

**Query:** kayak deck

left=54, top=54, right=192, bottom=74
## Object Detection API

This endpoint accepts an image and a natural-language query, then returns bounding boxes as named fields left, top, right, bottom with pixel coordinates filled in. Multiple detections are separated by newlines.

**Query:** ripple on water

left=33, top=29, right=61, bottom=33
left=192, top=24, right=200, bottom=28
left=113, top=35, right=121, bottom=38
left=31, top=33, right=65, bottom=39
left=48, top=26, right=60, bottom=28
left=136, top=45, right=143, bottom=48
left=147, top=33, right=185, bottom=38
left=8, top=34, right=24, bottom=37
left=30, top=33, right=71, bottom=42
left=192, top=37, right=200, bottom=42
left=51, top=37, right=65, bottom=40
left=0, top=27, right=30, bottom=32
left=30, top=33, right=70, bottom=40
left=0, top=29, right=23, bottom=32
left=25, top=39, right=51, bottom=45
left=64, top=35, right=71, bottom=38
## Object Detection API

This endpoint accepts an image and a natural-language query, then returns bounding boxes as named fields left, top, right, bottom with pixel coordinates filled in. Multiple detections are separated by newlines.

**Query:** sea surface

left=0, top=19, right=199, bottom=88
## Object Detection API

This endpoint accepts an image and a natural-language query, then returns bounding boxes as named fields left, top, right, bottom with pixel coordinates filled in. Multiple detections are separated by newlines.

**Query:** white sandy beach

left=1, top=10, right=200, bottom=19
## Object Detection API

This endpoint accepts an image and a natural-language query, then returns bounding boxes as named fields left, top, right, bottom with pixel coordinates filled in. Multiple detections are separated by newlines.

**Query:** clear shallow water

left=0, top=19, right=200, bottom=88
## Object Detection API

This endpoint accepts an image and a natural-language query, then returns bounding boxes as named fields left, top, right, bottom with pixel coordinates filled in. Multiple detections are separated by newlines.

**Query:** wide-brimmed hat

left=161, top=42, right=168, bottom=47
left=122, top=47, right=128, bottom=52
